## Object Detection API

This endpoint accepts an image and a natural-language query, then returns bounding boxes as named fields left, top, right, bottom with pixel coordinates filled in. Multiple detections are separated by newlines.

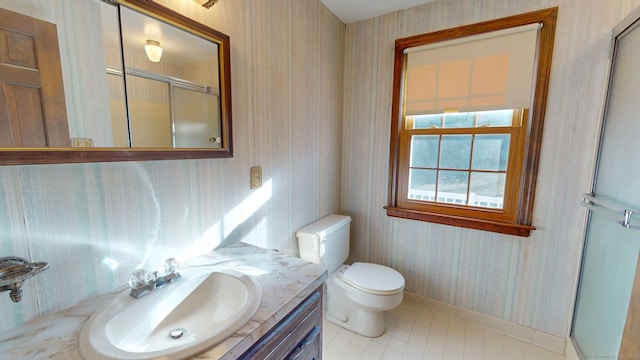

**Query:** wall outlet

left=250, top=166, right=262, bottom=189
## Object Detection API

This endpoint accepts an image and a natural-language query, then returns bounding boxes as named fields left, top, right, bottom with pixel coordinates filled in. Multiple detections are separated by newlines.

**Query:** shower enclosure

left=571, top=5, right=640, bottom=359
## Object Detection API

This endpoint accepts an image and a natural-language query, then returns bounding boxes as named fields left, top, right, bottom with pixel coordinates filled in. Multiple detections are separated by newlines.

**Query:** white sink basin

left=79, top=266, right=261, bottom=360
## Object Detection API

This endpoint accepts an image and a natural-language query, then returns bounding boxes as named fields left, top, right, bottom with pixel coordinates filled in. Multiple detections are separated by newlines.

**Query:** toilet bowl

left=326, top=263, right=404, bottom=337
left=296, top=215, right=405, bottom=337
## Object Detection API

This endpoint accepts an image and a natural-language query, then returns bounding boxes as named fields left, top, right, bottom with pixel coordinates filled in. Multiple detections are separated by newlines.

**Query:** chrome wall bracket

left=0, top=257, right=49, bottom=303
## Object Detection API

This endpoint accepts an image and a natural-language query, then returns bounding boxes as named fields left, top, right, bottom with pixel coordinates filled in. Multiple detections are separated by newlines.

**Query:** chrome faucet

left=129, top=258, right=181, bottom=298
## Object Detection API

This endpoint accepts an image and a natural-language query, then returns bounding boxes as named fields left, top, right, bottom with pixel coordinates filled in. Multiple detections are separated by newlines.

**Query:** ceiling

left=320, top=0, right=433, bottom=23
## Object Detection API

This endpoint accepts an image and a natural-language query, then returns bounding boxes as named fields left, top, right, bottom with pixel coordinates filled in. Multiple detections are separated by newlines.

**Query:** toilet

left=296, top=214, right=405, bottom=337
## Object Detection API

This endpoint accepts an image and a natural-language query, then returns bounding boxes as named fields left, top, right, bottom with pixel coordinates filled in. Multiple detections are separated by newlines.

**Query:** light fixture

left=192, top=0, right=219, bottom=9
left=144, top=39, right=163, bottom=62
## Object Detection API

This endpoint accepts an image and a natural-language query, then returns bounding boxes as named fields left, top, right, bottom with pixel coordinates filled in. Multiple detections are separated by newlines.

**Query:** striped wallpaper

left=1, top=0, right=638, bottom=342
left=341, top=0, right=640, bottom=338
left=0, top=0, right=343, bottom=332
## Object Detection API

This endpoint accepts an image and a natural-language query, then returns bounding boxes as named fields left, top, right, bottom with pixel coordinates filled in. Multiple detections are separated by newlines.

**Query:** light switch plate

left=250, top=166, right=262, bottom=189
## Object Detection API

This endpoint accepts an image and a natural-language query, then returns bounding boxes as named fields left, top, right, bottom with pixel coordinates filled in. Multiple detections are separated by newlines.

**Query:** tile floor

left=322, top=303, right=567, bottom=360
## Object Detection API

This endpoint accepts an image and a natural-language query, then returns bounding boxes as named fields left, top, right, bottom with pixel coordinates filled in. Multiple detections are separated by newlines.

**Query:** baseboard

left=403, top=291, right=567, bottom=355
left=565, top=337, right=583, bottom=360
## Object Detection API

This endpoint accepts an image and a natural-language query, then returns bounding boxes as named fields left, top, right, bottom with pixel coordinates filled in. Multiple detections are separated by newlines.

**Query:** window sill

left=384, top=206, right=535, bottom=237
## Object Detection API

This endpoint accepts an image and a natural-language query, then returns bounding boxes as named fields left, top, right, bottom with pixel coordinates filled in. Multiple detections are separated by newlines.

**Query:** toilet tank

left=296, top=214, right=351, bottom=273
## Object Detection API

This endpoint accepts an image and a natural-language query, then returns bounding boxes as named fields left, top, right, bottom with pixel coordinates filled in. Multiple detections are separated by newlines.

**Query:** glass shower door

left=172, top=87, right=221, bottom=148
left=571, top=10, right=640, bottom=359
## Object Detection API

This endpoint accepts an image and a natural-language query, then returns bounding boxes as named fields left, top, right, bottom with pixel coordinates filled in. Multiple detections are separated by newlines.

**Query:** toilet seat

left=340, top=262, right=404, bottom=295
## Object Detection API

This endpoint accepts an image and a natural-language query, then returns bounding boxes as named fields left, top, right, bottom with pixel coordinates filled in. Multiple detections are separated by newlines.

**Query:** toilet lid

left=341, top=262, right=405, bottom=295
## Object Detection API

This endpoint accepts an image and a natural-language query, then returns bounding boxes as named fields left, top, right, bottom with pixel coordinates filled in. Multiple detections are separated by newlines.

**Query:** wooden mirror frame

left=0, top=0, right=233, bottom=165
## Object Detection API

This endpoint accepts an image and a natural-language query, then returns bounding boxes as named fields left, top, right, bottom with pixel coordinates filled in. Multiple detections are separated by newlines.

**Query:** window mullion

left=467, top=134, right=475, bottom=206
left=435, top=133, right=442, bottom=202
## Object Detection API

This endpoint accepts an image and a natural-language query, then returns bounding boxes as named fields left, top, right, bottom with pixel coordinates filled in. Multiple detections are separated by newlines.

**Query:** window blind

left=404, top=23, right=540, bottom=116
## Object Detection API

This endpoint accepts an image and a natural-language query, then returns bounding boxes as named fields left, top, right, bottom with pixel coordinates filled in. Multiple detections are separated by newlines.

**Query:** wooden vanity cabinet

left=239, top=286, right=323, bottom=360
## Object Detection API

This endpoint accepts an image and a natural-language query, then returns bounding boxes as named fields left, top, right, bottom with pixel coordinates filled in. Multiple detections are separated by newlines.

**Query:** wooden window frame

left=385, top=8, right=558, bottom=237
left=399, top=110, right=527, bottom=222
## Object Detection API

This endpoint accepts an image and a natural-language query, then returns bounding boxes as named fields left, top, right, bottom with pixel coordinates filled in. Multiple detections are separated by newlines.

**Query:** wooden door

left=0, top=7, right=69, bottom=147
left=620, top=257, right=640, bottom=358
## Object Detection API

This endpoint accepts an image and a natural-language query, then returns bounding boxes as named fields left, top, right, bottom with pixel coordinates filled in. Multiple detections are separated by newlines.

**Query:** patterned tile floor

left=322, top=303, right=567, bottom=360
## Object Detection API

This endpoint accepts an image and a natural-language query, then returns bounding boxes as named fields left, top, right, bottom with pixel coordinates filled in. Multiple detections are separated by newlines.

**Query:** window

left=402, top=110, right=526, bottom=217
left=386, top=8, right=558, bottom=236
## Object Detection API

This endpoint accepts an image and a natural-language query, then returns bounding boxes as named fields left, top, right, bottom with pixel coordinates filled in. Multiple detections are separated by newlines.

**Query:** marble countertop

left=0, top=243, right=327, bottom=360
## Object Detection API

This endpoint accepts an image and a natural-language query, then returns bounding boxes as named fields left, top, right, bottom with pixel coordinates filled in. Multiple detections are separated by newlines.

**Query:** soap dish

left=0, top=257, right=49, bottom=302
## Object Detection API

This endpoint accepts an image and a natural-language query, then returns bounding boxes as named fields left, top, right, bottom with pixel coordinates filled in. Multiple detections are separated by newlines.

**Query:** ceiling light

left=193, top=0, right=219, bottom=8
left=144, top=40, right=163, bottom=62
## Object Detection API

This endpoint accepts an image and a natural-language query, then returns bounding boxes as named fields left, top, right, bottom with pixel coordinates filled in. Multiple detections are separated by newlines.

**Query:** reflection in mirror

left=0, top=0, right=232, bottom=164
left=101, top=1, right=127, bottom=148
left=103, top=1, right=222, bottom=148
left=0, top=6, right=71, bottom=148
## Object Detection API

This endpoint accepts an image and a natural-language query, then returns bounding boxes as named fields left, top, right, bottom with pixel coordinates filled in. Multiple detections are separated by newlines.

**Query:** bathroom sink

left=79, top=266, right=261, bottom=360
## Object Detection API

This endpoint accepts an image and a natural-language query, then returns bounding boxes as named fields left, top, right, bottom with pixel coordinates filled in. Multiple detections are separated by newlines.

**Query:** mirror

left=0, top=0, right=233, bottom=165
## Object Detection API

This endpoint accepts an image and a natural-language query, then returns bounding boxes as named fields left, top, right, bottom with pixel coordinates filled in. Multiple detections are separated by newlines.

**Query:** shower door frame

left=570, top=5, right=640, bottom=359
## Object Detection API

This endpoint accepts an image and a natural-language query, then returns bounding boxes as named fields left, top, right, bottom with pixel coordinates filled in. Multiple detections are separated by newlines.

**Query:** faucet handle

left=129, top=269, right=150, bottom=289
left=164, top=258, right=180, bottom=274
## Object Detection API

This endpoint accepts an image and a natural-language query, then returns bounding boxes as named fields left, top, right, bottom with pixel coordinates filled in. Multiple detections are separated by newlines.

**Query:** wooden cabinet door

left=0, top=7, right=69, bottom=147
left=239, top=288, right=323, bottom=360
